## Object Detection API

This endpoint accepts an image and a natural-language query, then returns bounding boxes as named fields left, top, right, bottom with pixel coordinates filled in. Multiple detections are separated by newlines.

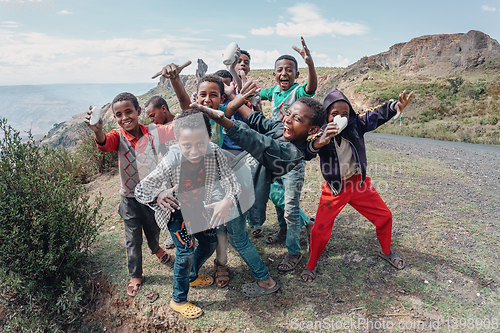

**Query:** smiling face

left=274, top=59, right=299, bottom=92
left=113, top=100, right=141, bottom=134
left=327, top=100, right=350, bottom=123
left=195, top=81, right=222, bottom=110
left=177, top=127, right=210, bottom=164
left=282, top=101, right=318, bottom=143
left=237, top=53, right=250, bottom=74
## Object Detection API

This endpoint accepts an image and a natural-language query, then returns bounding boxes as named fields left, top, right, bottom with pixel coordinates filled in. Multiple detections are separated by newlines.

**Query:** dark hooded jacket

left=225, top=111, right=307, bottom=186
left=306, top=88, right=397, bottom=195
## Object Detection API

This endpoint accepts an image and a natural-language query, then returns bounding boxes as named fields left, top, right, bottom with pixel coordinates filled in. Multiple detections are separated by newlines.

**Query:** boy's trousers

left=118, top=196, right=161, bottom=278
left=307, top=174, right=392, bottom=271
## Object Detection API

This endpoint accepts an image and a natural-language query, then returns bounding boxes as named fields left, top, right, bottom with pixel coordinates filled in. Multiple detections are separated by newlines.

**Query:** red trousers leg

left=348, top=176, right=392, bottom=255
left=306, top=181, right=350, bottom=270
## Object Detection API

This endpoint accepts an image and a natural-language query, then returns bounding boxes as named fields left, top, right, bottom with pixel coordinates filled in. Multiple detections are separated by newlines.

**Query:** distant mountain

left=0, top=83, right=155, bottom=138
left=341, top=30, right=500, bottom=78
left=39, top=30, right=500, bottom=147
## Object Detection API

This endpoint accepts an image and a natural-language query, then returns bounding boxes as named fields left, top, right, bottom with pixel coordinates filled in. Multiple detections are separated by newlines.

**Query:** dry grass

left=85, top=143, right=500, bottom=332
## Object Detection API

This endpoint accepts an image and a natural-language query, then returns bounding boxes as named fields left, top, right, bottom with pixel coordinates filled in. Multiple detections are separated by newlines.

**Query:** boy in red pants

left=301, top=88, right=413, bottom=282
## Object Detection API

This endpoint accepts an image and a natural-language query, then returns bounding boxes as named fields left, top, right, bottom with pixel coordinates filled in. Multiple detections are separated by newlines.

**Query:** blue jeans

left=247, top=158, right=309, bottom=232
left=246, top=156, right=270, bottom=229
left=269, top=181, right=310, bottom=229
left=274, top=160, right=306, bottom=255
left=168, top=217, right=217, bottom=303
left=218, top=213, right=270, bottom=281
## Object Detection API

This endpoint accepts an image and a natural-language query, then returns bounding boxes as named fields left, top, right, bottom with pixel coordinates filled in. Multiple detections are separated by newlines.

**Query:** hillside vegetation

left=40, top=30, right=500, bottom=148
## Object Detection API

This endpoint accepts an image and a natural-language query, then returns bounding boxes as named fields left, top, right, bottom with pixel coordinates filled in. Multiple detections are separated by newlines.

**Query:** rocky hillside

left=342, top=30, right=500, bottom=77
left=40, top=30, right=500, bottom=148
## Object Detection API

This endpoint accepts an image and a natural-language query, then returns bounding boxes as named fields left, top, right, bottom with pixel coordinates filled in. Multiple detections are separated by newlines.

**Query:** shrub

left=460, top=81, right=487, bottom=101
left=447, top=77, right=464, bottom=94
left=0, top=118, right=103, bottom=328
left=72, top=123, right=118, bottom=182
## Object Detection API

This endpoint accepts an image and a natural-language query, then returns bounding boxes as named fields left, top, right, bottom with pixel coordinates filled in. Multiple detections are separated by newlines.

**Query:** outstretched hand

left=240, top=80, right=261, bottom=101
left=292, top=36, right=313, bottom=66
left=394, top=90, right=414, bottom=120
left=157, top=184, right=180, bottom=213
left=224, top=81, right=236, bottom=101
left=205, top=197, right=232, bottom=228
left=314, top=122, right=339, bottom=149
left=152, top=61, right=192, bottom=80
left=84, top=105, right=103, bottom=132
left=189, top=102, right=225, bottom=120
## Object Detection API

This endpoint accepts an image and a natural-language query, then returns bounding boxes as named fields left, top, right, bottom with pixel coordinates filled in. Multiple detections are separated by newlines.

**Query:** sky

left=1, top=0, right=499, bottom=85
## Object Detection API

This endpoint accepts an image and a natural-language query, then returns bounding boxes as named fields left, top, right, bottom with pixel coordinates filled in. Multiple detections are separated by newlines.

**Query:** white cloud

left=224, top=34, right=247, bottom=39
left=251, top=3, right=368, bottom=37
left=0, top=29, right=226, bottom=85
left=250, top=27, right=275, bottom=35
left=246, top=49, right=281, bottom=66
left=0, top=21, right=20, bottom=28
left=311, top=52, right=350, bottom=68
left=57, top=10, right=73, bottom=14
left=481, top=5, right=497, bottom=12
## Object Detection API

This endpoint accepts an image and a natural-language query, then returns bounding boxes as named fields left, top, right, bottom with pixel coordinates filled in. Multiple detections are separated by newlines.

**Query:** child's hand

left=152, top=61, right=191, bottom=80
left=205, top=197, right=232, bottom=228
left=84, top=105, right=103, bottom=132
left=314, top=122, right=339, bottom=148
left=224, top=81, right=236, bottom=101
left=292, top=36, right=314, bottom=66
left=157, top=184, right=180, bottom=213
left=239, top=69, right=247, bottom=86
left=228, top=48, right=240, bottom=73
left=394, top=90, right=414, bottom=120
left=240, top=80, right=261, bottom=101
left=189, top=102, right=225, bottom=119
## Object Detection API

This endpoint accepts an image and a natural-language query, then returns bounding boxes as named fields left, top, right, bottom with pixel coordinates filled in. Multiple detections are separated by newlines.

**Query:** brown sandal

left=155, top=247, right=170, bottom=264
left=127, top=274, right=145, bottom=297
left=214, top=259, right=229, bottom=288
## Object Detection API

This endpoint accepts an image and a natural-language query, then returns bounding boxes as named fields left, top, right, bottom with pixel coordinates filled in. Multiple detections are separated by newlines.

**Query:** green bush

left=0, top=118, right=103, bottom=328
left=447, top=77, right=464, bottom=94
left=72, top=123, right=118, bottom=182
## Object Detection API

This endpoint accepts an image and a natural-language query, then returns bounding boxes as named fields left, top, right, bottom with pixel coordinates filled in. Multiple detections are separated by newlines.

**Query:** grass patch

left=78, top=142, right=500, bottom=331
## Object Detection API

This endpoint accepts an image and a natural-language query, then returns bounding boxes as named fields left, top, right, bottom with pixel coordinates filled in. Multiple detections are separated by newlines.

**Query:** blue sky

left=1, top=0, right=499, bottom=85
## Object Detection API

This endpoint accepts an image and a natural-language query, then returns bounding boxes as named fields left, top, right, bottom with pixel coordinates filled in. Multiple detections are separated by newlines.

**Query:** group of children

left=85, top=37, right=413, bottom=319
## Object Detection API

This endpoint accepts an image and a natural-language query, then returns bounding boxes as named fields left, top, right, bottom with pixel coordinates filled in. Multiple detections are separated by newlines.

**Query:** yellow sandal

left=170, top=300, right=203, bottom=319
left=189, top=274, right=214, bottom=287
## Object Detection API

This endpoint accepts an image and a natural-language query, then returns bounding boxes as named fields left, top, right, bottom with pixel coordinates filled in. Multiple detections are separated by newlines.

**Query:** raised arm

left=227, top=48, right=243, bottom=93
left=84, top=106, right=106, bottom=144
left=152, top=61, right=192, bottom=111
left=292, top=36, right=317, bottom=95
left=224, top=80, right=260, bottom=119
left=393, top=90, right=414, bottom=120
left=358, top=90, right=413, bottom=133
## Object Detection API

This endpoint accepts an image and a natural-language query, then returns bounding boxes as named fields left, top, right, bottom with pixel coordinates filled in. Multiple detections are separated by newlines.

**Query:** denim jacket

left=306, top=88, right=397, bottom=195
